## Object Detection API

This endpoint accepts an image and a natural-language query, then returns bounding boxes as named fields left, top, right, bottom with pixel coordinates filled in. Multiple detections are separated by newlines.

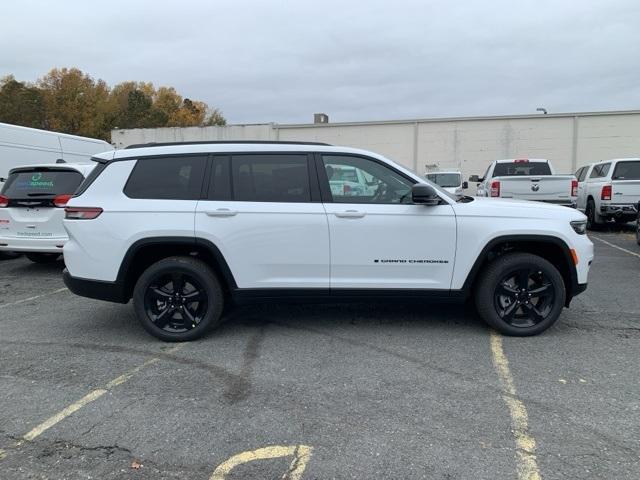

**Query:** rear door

left=0, top=167, right=85, bottom=240
left=195, top=153, right=330, bottom=290
left=611, top=160, right=640, bottom=205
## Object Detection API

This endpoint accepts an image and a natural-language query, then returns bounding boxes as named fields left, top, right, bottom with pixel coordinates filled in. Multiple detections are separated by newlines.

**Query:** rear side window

left=612, top=161, right=640, bottom=180
left=493, top=162, right=552, bottom=176
left=124, top=155, right=206, bottom=200
left=74, top=163, right=106, bottom=196
left=1, top=169, right=84, bottom=198
left=231, top=154, right=310, bottom=202
left=590, top=163, right=611, bottom=178
left=574, top=167, right=585, bottom=182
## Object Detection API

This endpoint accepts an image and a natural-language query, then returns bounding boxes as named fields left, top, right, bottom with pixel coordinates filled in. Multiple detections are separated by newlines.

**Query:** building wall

left=111, top=110, right=640, bottom=178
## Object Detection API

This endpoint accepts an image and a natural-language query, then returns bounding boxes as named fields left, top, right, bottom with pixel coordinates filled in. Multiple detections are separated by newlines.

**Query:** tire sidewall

left=475, top=253, right=566, bottom=336
left=133, top=257, right=223, bottom=342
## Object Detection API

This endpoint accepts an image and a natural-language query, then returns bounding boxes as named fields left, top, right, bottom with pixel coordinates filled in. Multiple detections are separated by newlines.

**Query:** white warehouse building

left=111, top=109, right=640, bottom=178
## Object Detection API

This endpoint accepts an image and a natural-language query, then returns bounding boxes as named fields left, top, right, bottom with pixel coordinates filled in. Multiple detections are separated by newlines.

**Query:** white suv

left=0, top=163, right=95, bottom=262
left=62, top=142, right=593, bottom=341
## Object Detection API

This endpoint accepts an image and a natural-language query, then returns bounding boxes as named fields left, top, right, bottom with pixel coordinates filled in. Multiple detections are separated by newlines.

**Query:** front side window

left=124, top=155, right=206, bottom=200
left=231, top=154, right=310, bottom=202
left=322, top=155, right=413, bottom=204
left=612, top=161, right=640, bottom=180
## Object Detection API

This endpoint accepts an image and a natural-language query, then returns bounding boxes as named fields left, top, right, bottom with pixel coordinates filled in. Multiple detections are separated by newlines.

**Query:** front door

left=318, top=154, right=457, bottom=290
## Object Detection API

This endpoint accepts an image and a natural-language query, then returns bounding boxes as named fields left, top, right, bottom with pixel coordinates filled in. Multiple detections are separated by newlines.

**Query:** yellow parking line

left=2, top=344, right=183, bottom=456
left=210, top=445, right=313, bottom=480
left=0, top=287, right=68, bottom=309
left=490, top=331, right=541, bottom=480
left=591, top=235, right=640, bottom=259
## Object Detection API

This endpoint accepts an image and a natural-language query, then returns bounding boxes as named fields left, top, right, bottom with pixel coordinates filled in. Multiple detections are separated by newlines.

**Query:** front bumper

left=63, top=269, right=129, bottom=304
left=0, top=235, right=67, bottom=253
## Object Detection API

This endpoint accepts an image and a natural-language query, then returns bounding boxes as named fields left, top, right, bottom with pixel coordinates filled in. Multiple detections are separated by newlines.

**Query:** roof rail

left=124, top=140, right=332, bottom=149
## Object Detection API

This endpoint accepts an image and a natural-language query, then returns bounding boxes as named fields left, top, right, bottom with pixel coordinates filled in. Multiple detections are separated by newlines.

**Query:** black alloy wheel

left=144, top=272, right=208, bottom=333
left=494, top=268, right=555, bottom=328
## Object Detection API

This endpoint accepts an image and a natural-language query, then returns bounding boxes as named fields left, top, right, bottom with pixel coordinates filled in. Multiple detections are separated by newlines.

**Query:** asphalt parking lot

left=1, top=228, right=639, bottom=479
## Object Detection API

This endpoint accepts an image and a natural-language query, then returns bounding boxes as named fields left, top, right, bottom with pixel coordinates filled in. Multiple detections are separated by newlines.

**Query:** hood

left=453, top=196, right=587, bottom=221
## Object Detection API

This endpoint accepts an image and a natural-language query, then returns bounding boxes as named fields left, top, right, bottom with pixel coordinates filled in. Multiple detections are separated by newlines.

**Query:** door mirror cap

left=462, top=181, right=468, bottom=189
left=412, top=184, right=440, bottom=206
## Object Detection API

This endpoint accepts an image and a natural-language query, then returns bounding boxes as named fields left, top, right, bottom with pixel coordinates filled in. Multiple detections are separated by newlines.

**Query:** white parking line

left=591, top=235, right=640, bottom=259
left=0, top=287, right=68, bottom=309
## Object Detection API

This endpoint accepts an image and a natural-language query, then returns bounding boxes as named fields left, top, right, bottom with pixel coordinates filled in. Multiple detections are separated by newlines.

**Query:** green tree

left=0, top=76, right=46, bottom=128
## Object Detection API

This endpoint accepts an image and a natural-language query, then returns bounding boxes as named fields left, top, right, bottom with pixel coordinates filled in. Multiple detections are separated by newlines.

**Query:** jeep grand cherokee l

left=62, top=142, right=593, bottom=341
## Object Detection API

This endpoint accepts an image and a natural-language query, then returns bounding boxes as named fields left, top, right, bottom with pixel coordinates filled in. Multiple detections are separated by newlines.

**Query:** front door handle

left=205, top=208, right=238, bottom=217
left=334, top=210, right=366, bottom=218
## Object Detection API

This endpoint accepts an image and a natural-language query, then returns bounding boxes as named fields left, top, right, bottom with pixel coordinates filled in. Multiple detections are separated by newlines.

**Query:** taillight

left=53, top=194, right=73, bottom=208
left=0, top=195, right=8, bottom=208
left=65, top=207, right=103, bottom=220
left=601, top=185, right=612, bottom=201
left=490, top=180, right=500, bottom=197
left=571, top=179, right=578, bottom=197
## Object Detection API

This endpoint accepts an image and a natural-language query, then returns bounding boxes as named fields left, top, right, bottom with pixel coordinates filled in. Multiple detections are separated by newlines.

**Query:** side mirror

left=412, top=184, right=440, bottom=206
left=468, top=175, right=479, bottom=182
left=0, top=177, right=5, bottom=183
left=462, top=181, right=468, bottom=189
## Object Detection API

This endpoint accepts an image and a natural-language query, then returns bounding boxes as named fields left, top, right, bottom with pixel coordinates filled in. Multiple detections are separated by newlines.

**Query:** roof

left=9, top=163, right=95, bottom=176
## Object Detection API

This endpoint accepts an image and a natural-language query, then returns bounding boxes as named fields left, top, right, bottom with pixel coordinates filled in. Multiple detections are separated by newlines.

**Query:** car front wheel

left=133, top=256, right=224, bottom=341
left=475, top=252, right=566, bottom=336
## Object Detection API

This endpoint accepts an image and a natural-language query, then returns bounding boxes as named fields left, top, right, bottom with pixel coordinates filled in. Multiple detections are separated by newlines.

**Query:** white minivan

left=0, top=163, right=95, bottom=262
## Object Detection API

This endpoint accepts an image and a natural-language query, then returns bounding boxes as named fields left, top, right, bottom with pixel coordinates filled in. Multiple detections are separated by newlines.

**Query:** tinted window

left=493, top=162, right=552, bottom=176
left=232, top=154, right=310, bottom=202
left=124, top=155, right=206, bottom=200
left=1, top=169, right=84, bottom=197
left=574, top=167, right=585, bottom=182
left=426, top=173, right=461, bottom=188
left=612, top=161, right=640, bottom=180
left=322, top=155, right=413, bottom=204
left=590, top=163, right=611, bottom=179
left=207, top=156, right=232, bottom=200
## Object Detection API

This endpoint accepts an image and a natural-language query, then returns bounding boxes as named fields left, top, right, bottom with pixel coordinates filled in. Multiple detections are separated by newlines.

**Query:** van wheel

left=475, top=253, right=565, bottom=336
left=25, top=253, right=61, bottom=263
left=133, top=256, right=224, bottom=342
left=585, top=199, right=602, bottom=230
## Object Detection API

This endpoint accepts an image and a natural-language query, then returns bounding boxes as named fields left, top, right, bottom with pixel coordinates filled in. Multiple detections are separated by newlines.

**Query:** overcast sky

left=2, top=0, right=639, bottom=124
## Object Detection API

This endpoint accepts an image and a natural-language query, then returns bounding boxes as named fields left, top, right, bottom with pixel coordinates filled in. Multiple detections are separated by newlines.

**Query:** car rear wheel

left=585, top=199, right=602, bottom=230
left=25, top=252, right=61, bottom=263
left=475, top=252, right=566, bottom=336
left=133, top=256, right=224, bottom=341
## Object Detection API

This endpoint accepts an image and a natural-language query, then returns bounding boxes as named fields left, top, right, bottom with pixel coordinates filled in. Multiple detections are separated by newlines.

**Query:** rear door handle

left=334, top=210, right=366, bottom=218
left=205, top=208, right=238, bottom=217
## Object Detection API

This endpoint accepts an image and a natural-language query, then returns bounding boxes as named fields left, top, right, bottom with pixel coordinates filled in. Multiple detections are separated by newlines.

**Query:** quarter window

left=124, top=155, right=206, bottom=200
left=322, top=155, right=414, bottom=204
left=231, top=154, right=310, bottom=202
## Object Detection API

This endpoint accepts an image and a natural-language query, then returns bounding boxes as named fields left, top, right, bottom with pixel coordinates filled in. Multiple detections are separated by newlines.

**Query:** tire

left=475, top=252, right=566, bottom=336
left=0, top=251, right=21, bottom=260
left=585, top=199, right=602, bottom=230
left=133, top=256, right=224, bottom=341
left=25, top=252, right=61, bottom=263
left=636, top=218, right=640, bottom=246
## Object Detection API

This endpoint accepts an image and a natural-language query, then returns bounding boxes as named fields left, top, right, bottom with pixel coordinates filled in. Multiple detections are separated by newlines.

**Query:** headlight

left=570, top=220, right=587, bottom=235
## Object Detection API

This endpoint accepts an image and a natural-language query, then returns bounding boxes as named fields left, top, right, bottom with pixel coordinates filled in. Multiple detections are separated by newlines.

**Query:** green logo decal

left=31, top=172, right=42, bottom=182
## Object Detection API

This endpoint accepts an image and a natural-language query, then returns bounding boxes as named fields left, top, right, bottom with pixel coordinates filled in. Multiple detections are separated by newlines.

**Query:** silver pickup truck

left=470, top=159, right=577, bottom=207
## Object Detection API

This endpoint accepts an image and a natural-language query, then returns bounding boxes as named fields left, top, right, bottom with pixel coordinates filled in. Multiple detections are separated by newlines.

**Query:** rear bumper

left=63, top=269, right=129, bottom=304
left=600, top=203, right=638, bottom=216
left=0, top=235, right=67, bottom=253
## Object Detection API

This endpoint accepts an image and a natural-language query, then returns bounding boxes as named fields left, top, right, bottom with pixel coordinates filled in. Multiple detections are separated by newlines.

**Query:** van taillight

left=65, top=207, right=103, bottom=220
left=53, top=194, right=72, bottom=208
left=601, top=185, right=612, bottom=201
left=0, top=195, right=8, bottom=208
left=490, top=181, right=501, bottom=197
left=571, top=179, right=578, bottom=197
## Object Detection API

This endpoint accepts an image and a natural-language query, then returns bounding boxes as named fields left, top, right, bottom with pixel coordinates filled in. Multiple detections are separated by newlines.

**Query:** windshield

left=493, top=162, right=552, bottom=176
left=1, top=169, right=84, bottom=198
left=612, top=161, right=640, bottom=180
left=426, top=173, right=461, bottom=188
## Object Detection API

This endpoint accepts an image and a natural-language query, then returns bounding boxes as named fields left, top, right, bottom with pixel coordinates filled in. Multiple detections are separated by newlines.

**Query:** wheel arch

left=117, top=237, right=237, bottom=302
left=461, top=235, right=578, bottom=307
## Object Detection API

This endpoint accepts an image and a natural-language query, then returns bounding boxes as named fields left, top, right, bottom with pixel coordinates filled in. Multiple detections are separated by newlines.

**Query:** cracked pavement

left=0, top=226, right=639, bottom=479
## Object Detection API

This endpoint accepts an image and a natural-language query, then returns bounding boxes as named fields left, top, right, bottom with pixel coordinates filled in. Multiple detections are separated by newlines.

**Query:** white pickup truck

left=470, top=159, right=577, bottom=207
left=574, top=158, right=640, bottom=228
